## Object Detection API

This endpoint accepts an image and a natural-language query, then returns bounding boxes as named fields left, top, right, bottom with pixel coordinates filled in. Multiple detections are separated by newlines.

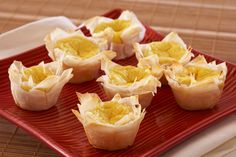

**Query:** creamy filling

left=175, top=66, right=220, bottom=86
left=94, top=19, right=131, bottom=44
left=90, top=101, right=131, bottom=124
left=55, top=36, right=99, bottom=59
left=21, top=66, right=53, bottom=91
left=144, top=41, right=186, bottom=64
left=108, top=66, right=151, bottom=85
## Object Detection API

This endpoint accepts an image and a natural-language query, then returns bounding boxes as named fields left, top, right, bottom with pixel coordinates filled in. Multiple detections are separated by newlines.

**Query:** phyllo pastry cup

left=97, top=57, right=161, bottom=108
left=72, top=93, right=145, bottom=150
left=45, top=28, right=116, bottom=83
left=83, top=10, right=146, bottom=60
left=134, top=32, right=194, bottom=84
left=8, top=61, right=73, bottom=111
left=165, top=55, right=227, bottom=110
left=134, top=32, right=193, bottom=66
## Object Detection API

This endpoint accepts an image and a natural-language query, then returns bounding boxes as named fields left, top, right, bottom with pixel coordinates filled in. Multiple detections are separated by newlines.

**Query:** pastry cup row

left=8, top=28, right=227, bottom=111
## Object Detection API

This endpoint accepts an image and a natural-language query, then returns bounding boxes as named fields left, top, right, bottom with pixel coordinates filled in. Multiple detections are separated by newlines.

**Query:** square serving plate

left=1, top=9, right=236, bottom=157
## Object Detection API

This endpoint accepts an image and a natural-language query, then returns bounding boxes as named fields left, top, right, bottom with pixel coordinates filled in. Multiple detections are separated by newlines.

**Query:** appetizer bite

left=8, top=61, right=73, bottom=111
left=72, top=93, right=145, bottom=150
left=45, top=28, right=116, bottom=83
left=84, top=10, right=146, bottom=60
left=165, top=55, right=227, bottom=110
left=134, top=32, right=193, bottom=84
left=97, top=57, right=161, bottom=108
left=134, top=32, right=193, bottom=66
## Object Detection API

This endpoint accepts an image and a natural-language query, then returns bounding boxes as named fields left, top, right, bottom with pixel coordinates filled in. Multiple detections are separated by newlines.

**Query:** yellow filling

left=144, top=42, right=186, bottom=64
left=91, top=101, right=131, bottom=124
left=94, top=19, right=131, bottom=44
left=21, top=66, right=53, bottom=91
left=108, top=66, right=150, bottom=85
left=175, top=66, right=220, bottom=86
left=55, top=36, right=99, bottom=59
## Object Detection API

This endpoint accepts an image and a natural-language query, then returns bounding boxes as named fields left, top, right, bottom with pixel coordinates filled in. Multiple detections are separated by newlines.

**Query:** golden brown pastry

left=134, top=32, right=193, bottom=66
left=8, top=61, right=73, bottom=111
left=134, top=32, right=194, bottom=85
left=72, top=93, right=145, bottom=151
left=45, top=28, right=116, bottom=83
left=97, top=57, right=161, bottom=108
left=84, top=10, right=146, bottom=60
left=165, top=55, right=227, bottom=110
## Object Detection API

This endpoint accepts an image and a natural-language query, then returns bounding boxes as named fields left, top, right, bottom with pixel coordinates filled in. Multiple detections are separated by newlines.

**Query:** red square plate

left=1, top=9, right=236, bottom=157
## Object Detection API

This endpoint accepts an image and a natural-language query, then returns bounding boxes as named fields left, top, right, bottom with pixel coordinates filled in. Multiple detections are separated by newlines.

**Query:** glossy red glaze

left=1, top=9, right=236, bottom=157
